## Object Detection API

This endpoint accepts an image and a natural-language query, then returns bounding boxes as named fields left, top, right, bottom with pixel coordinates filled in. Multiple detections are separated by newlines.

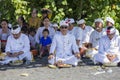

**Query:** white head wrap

left=106, top=26, right=116, bottom=34
left=52, top=23, right=58, bottom=27
left=59, top=20, right=69, bottom=27
left=94, top=18, right=104, bottom=24
left=77, top=19, right=85, bottom=24
left=11, top=26, right=21, bottom=34
left=106, top=17, right=114, bottom=25
left=65, top=18, right=75, bottom=24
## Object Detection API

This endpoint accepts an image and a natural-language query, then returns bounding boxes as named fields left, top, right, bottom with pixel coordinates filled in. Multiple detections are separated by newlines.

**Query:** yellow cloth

left=40, top=13, right=52, bottom=20
left=28, top=17, right=40, bottom=29
left=0, top=53, right=6, bottom=60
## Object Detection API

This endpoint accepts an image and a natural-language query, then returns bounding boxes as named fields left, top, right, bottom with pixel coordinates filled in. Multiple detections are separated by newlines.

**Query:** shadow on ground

left=0, top=57, right=96, bottom=71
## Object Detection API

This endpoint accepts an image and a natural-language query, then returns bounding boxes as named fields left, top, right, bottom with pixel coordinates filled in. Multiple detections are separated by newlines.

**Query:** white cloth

left=49, top=55, right=78, bottom=66
left=87, top=29, right=105, bottom=59
left=1, top=33, right=32, bottom=64
left=94, top=18, right=103, bottom=24
left=80, top=26, right=94, bottom=47
left=35, top=26, right=55, bottom=43
left=0, top=29, right=11, bottom=40
left=68, top=27, right=82, bottom=41
left=94, top=35, right=120, bottom=64
left=77, top=19, right=85, bottom=24
left=28, top=34, right=36, bottom=48
left=90, top=29, right=106, bottom=49
left=49, top=33, right=79, bottom=66
left=11, top=26, right=21, bottom=34
left=52, top=23, right=58, bottom=27
left=106, top=17, right=114, bottom=25
left=60, top=20, right=69, bottom=27
left=65, top=18, right=75, bottom=24
left=103, top=27, right=119, bottom=35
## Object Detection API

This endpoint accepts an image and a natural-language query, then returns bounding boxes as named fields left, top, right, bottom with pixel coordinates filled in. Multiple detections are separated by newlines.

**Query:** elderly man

left=0, top=26, right=32, bottom=65
left=86, top=18, right=106, bottom=59
left=65, top=18, right=82, bottom=47
left=105, top=17, right=119, bottom=35
left=48, top=20, right=80, bottom=68
left=94, top=26, right=120, bottom=66
left=77, top=19, right=94, bottom=56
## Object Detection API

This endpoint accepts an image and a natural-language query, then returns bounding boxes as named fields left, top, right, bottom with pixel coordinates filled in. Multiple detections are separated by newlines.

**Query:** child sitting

left=28, top=27, right=36, bottom=50
left=39, top=29, right=52, bottom=58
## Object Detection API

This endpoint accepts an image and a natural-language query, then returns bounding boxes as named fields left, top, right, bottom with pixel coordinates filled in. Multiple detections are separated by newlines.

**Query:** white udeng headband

left=11, top=27, right=21, bottom=34
left=94, top=18, right=103, bottom=24
left=59, top=20, right=69, bottom=27
left=65, top=18, right=75, bottom=24
left=52, top=23, right=58, bottom=27
left=106, top=17, right=114, bottom=25
left=106, top=27, right=116, bottom=34
left=77, top=19, right=85, bottom=24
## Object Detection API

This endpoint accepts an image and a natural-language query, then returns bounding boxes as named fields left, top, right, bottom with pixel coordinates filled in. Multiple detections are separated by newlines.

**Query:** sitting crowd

left=0, top=8, right=120, bottom=68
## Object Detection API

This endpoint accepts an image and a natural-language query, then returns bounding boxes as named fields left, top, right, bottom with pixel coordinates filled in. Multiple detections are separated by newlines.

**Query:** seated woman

left=28, top=8, right=40, bottom=30
left=0, top=19, right=11, bottom=52
left=35, top=16, right=55, bottom=44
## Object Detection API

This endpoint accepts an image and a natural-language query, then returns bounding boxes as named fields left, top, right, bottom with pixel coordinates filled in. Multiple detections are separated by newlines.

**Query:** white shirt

left=5, top=33, right=30, bottom=53
left=98, top=35, right=120, bottom=55
left=81, top=26, right=94, bottom=43
left=90, top=29, right=106, bottom=49
left=35, top=26, right=55, bottom=43
left=0, top=29, right=11, bottom=40
left=50, top=32, right=79, bottom=58
left=68, top=27, right=82, bottom=40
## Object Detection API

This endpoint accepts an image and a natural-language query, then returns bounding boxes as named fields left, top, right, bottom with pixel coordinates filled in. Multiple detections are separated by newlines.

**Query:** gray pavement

left=0, top=57, right=120, bottom=80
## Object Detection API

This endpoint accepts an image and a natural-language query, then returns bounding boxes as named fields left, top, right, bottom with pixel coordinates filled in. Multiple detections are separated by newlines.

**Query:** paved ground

left=0, top=57, right=120, bottom=80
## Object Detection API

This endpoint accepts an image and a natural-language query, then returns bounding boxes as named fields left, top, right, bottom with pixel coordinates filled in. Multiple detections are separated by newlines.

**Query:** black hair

left=21, top=26, right=28, bottom=33
left=40, top=17, right=50, bottom=27
left=107, top=26, right=113, bottom=30
left=41, top=10, right=48, bottom=14
left=1, top=19, right=9, bottom=23
left=18, top=16, right=26, bottom=23
left=29, top=27, right=36, bottom=33
left=42, top=29, right=49, bottom=34
left=13, top=25, right=19, bottom=30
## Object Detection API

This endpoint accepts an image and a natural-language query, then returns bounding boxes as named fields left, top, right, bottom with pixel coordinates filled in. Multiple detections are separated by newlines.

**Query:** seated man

left=65, top=18, right=82, bottom=48
left=94, top=26, right=120, bottom=66
left=77, top=19, right=94, bottom=57
left=0, top=26, right=32, bottom=65
left=86, top=18, right=105, bottom=59
left=48, top=20, right=80, bottom=68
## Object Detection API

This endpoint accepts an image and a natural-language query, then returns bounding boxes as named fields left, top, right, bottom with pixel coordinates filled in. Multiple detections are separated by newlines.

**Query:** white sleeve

left=98, top=37, right=107, bottom=55
left=50, top=28, right=55, bottom=40
left=76, top=28, right=82, bottom=40
left=35, top=28, right=41, bottom=43
left=72, top=36, right=79, bottom=53
left=49, top=35, right=57, bottom=54
left=116, top=29, right=119, bottom=35
left=5, top=36, right=11, bottom=52
left=21, top=36, right=30, bottom=53
left=89, top=31, right=94, bottom=43
left=89, top=27, right=94, bottom=35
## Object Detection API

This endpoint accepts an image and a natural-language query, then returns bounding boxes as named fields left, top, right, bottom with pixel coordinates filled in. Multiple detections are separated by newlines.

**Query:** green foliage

left=0, top=0, right=120, bottom=31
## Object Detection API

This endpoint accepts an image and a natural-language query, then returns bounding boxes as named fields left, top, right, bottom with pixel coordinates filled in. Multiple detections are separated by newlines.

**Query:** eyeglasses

left=61, top=26, right=67, bottom=29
